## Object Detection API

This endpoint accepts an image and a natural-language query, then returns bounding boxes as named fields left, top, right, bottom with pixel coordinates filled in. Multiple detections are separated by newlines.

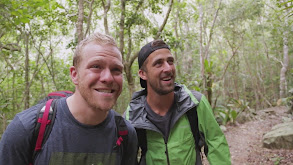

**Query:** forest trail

left=224, top=106, right=293, bottom=165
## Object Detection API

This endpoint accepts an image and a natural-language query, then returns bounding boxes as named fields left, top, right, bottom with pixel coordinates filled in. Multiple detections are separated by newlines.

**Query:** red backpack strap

left=31, top=99, right=58, bottom=164
left=113, top=114, right=128, bottom=164
left=114, top=115, right=128, bottom=147
left=37, top=91, right=73, bottom=105
left=47, top=91, right=73, bottom=97
left=35, top=99, right=53, bottom=151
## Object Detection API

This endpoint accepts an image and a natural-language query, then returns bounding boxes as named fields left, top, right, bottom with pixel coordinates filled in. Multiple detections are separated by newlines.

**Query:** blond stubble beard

left=77, top=81, right=116, bottom=112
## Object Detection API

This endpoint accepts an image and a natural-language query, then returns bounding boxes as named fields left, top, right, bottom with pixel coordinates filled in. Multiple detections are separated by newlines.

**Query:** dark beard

left=150, top=82, right=175, bottom=95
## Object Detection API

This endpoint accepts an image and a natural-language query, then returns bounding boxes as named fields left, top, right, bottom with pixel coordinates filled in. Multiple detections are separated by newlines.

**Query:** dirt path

left=224, top=106, right=293, bottom=165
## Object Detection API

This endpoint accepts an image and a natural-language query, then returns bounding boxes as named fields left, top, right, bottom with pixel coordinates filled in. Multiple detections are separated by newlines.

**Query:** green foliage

left=0, top=0, right=71, bottom=121
left=277, top=0, right=293, bottom=18
left=204, top=59, right=213, bottom=74
left=272, top=156, right=283, bottom=165
left=214, top=105, right=237, bottom=125
left=214, top=98, right=250, bottom=125
left=177, top=72, right=202, bottom=92
left=0, top=98, right=12, bottom=113
left=148, top=0, right=164, bottom=13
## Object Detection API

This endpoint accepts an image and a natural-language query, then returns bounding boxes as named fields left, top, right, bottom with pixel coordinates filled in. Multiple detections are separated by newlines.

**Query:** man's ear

left=138, top=69, right=147, bottom=81
left=70, top=66, right=78, bottom=85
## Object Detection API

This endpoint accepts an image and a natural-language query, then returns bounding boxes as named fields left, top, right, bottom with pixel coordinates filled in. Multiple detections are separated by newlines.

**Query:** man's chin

left=98, top=102, right=116, bottom=111
left=157, top=87, right=174, bottom=95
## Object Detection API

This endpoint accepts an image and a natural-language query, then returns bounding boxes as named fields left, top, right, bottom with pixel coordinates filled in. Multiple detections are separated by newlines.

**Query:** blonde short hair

left=73, top=32, right=118, bottom=67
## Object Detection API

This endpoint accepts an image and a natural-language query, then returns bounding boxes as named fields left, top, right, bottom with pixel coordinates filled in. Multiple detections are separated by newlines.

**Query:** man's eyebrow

left=114, top=63, right=124, bottom=68
left=150, top=59, right=164, bottom=67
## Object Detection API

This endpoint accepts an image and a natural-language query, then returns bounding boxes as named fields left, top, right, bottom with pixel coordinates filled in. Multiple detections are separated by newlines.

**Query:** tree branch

left=76, top=0, right=84, bottom=43
left=119, top=0, right=126, bottom=59
left=102, top=0, right=111, bottom=34
left=85, top=0, right=95, bottom=36
left=220, top=35, right=244, bottom=80
left=155, top=0, right=174, bottom=39
left=0, top=43, right=21, bottom=51
left=204, top=0, right=222, bottom=59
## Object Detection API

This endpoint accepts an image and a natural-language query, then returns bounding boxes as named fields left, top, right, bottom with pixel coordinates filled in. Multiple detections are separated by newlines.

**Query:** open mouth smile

left=95, top=89, right=115, bottom=93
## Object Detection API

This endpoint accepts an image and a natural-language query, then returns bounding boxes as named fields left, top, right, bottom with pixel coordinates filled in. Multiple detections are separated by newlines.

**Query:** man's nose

left=100, top=68, right=114, bottom=83
left=163, top=61, right=172, bottom=72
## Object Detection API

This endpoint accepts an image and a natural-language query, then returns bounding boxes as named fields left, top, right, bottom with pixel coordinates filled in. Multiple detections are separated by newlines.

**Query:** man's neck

left=66, top=93, right=108, bottom=125
left=146, top=90, right=174, bottom=116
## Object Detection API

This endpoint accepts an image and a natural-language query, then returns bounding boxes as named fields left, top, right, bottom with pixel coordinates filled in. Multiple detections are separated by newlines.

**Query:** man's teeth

left=163, top=78, right=171, bottom=81
left=97, top=89, right=112, bottom=93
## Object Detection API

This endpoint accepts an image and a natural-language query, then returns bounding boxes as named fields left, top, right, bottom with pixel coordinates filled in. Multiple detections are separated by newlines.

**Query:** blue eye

left=92, top=65, right=101, bottom=69
left=112, top=68, right=123, bottom=75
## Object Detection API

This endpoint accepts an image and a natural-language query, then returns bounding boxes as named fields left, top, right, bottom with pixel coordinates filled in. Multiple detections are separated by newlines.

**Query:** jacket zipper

left=165, top=140, right=171, bottom=165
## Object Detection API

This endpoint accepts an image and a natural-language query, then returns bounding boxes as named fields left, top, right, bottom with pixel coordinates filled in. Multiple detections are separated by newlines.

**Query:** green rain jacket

left=125, top=84, right=231, bottom=165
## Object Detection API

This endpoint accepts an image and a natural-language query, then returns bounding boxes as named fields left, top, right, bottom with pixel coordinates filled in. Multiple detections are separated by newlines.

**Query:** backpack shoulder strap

left=186, top=107, right=203, bottom=165
left=37, top=91, right=73, bottom=104
left=31, top=90, right=72, bottom=164
left=48, top=91, right=73, bottom=97
left=184, top=86, right=209, bottom=164
left=136, top=129, right=147, bottom=164
left=114, top=114, right=129, bottom=163
left=31, top=99, right=58, bottom=163
left=114, top=115, right=129, bottom=146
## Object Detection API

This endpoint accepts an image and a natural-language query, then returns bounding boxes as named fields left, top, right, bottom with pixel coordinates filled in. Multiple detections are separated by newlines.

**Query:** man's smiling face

left=139, top=48, right=176, bottom=95
left=73, top=42, right=123, bottom=111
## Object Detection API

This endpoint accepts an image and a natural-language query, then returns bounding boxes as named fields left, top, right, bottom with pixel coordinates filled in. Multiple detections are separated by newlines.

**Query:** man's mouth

left=162, top=77, right=172, bottom=81
left=95, top=89, right=114, bottom=93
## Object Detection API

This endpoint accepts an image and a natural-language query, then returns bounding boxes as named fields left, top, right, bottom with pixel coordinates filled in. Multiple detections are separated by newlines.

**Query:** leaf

left=20, top=17, right=30, bottom=23
left=204, top=59, right=209, bottom=68
left=11, top=11, right=18, bottom=16
left=231, top=110, right=238, bottom=120
left=1, top=107, right=9, bottom=112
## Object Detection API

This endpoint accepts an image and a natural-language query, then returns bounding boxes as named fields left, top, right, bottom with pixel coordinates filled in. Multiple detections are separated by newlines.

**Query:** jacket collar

left=127, top=83, right=198, bottom=128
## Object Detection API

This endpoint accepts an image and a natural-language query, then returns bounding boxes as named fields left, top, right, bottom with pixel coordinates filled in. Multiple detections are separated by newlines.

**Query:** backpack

left=136, top=88, right=208, bottom=165
left=30, top=91, right=129, bottom=165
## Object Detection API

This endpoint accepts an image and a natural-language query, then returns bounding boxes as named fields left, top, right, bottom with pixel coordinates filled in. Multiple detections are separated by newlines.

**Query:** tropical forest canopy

left=1, top=0, right=292, bottom=134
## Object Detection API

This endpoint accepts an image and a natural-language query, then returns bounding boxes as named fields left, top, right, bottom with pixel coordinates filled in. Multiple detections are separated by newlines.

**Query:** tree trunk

left=203, top=0, right=222, bottom=59
left=280, top=29, right=289, bottom=98
left=232, top=59, right=239, bottom=100
left=84, top=0, right=95, bottom=36
left=31, top=35, right=58, bottom=90
left=280, top=2, right=290, bottom=98
left=2, top=114, right=7, bottom=134
left=207, top=73, right=213, bottom=104
left=199, top=3, right=206, bottom=96
left=102, top=0, right=111, bottom=34
left=125, top=62, right=135, bottom=96
left=173, top=1, right=181, bottom=77
left=119, top=0, right=135, bottom=97
left=3, top=56, right=16, bottom=111
left=76, top=0, right=84, bottom=43
left=119, top=0, right=125, bottom=55
left=125, top=28, right=135, bottom=97
left=13, top=71, right=16, bottom=112
left=24, top=32, right=30, bottom=109
left=199, top=2, right=204, bottom=78
left=200, top=0, right=221, bottom=105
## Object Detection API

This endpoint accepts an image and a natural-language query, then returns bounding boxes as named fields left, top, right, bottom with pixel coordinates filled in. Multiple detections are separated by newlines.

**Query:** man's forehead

left=149, top=49, right=173, bottom=60
left=83, top=43, right=122, bottom=58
